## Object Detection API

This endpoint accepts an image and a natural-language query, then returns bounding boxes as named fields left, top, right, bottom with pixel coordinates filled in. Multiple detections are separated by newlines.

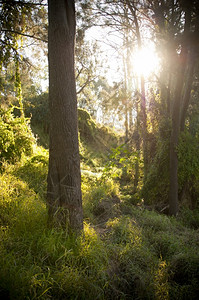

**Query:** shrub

left=24, top=93, right=49, bottom=130
left=178, top=208, right=199, bottom=229
left=83, top=177, right=120, bottom=223
left=14, top=150, right=48, bottom=197
left=0, top=108, right=34, bottom=166
left=105, top=215, right=158, bottom=299
left=169, top=253, right=199, bottom=299
left=178, top=131, right=199, bottom=209
left=142, top=118, right=170, bottom=207
left=154, top=259, right=169, bottom=300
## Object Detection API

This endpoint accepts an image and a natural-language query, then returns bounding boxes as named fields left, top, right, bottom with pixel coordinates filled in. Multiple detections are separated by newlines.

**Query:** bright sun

left=132, top=45, right=160, bottom=78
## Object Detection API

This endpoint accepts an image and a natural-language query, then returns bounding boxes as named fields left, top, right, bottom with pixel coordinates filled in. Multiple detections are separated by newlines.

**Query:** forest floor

left=0, top=113, right=199, bottom=299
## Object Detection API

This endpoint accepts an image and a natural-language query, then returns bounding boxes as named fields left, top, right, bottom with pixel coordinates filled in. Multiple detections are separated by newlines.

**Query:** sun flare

left=132, top=45, right=160, bottom=78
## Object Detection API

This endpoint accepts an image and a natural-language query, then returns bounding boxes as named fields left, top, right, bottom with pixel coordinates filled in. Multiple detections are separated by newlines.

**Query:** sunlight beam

left=132, top=45, right=160, bottom=78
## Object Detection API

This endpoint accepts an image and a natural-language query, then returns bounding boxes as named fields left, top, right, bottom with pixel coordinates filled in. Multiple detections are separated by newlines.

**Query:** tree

left=47, top=0, right=83, bottom=232
left=0, top=0, right=48, bottom=110
left=142, top=0, right=199, bottom=215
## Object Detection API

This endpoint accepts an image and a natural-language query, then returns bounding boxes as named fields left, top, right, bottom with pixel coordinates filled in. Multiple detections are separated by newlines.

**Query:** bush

left=14, top=149, right=48, bottom=197
left=24, top=93, right=49, bottom=130
left=106, top=216, right=157, bottom=299
left=83, top=177, right=120, bottom=223
left=141, top=138, right=169, bottom=206
left=0, top=108, right=35, bottom=166
left=169, top=253, right=199, bottom=299
left=178, top=131, right=199, bottom=209
left=178, top=208, right=199, bottom=229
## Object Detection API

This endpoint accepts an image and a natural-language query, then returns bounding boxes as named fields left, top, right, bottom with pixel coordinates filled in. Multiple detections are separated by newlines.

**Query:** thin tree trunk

left=134, top=96, right=140, bottom=188
left=126, top=1, right=148, bottom=178
left=140, top=75, right=148, bottom=178
left=180, top=50, right=196, bottom=131
left=47, top=0, right=83, bottom=232
left=123, top=49, right=129, bottom=142
left=169, top=7, right=190, bottom=216
left=166, top=70, right=171, bottom=116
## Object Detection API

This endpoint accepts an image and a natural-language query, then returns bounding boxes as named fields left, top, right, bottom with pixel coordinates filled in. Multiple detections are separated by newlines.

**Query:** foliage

left=178, top=207, right=199, bottom=229
left=0, top=1, right=30, bottom=68
left=78, top=108, right=97, bottom=142
left=82, top=174, right=120, bottom=223
left=1, top=0, right=199, bottom=297
left=154, top=259, right=169, bottom=300
left=23, top=97, right=119, bottom=151
left=24, top=92, right=49, bottom=147
left=0, top=156, right=109, bottom=299
left=141, top=136, right=170, bottom=207
left=178, top=131, right=199, bottom=184
left=25, top=92, right=49, bottom=127
left=78, top=108, right=119, bottom=159
left=14, top=148, right=48, bottom=198
left=169, top=252, right=199, bottom=300
left=0, top=0, right=47, bottom=105
left=0, top=107, right=35, bottom=166
left=0, top=138, right=199, bottom=299
left=178, top=130, right=199, bottom=208
left=102, top=143, right=140, bottom=182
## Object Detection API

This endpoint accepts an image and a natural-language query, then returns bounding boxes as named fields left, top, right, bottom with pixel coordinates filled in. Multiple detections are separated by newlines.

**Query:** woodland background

left=0, top=0, right=199, bottom=299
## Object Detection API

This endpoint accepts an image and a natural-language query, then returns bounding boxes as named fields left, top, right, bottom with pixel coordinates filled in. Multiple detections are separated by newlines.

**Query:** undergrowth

left=1, top=148, right=199, bottom=299
left=0, top=111, right=199, bottom=299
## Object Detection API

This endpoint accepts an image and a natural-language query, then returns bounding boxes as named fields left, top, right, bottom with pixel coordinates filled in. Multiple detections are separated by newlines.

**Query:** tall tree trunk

left=47, top=0, right=83, bottom=232
left=126, top=1, right=148, bottom=178
left=166, top=70, right=172, bottom=116
left=140, top=75, right=148, bottom=178
left=123, top=49, right=129, bottom=143
left=134, top=95, right=140, bottom=188
left=126, top=28, right=133, bottom=134
left=169, top=7, right=191, bottom=216
left=169, top=51, right=187, bottom=216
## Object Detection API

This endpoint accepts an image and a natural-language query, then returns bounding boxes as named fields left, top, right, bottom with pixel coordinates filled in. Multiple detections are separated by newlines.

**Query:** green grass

left=0, top=139, right=199, bottom=299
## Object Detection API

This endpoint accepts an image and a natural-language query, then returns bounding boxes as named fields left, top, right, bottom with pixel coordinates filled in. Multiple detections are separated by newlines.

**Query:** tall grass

left=0, top=146, right=199, bottom=299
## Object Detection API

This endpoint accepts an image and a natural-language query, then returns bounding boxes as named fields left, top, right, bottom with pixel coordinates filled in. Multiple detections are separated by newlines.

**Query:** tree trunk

left=169, top=53, right=186, bottom=216
left=127, top=2, right=148, bottom=179
left=168, top=7, right=191, bottom=216
left=47, top=0, right=83, bottom=232
left=134, top=96, right=140, bottom=188
left=123, top=44, right=129, bottom=143
left=140, top=75, right=148, bottom=179
left=180, top=50, right=196, bottom=131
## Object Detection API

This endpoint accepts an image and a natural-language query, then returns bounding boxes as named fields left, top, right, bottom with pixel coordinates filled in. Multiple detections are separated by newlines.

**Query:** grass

left=0, top=141, right=199, bottom=299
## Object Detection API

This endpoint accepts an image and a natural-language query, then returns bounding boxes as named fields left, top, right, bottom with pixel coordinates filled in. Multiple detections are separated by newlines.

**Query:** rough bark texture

left=47, top=0, right=83, bottom=232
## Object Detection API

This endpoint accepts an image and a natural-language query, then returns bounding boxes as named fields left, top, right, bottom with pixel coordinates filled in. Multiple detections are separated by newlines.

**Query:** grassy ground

left=0, top=141, right=199, bottom=299
left=0, top=110, right=199, bottom=299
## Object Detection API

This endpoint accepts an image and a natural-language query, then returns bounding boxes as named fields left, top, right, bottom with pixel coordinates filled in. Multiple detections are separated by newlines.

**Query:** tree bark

left=168, top=7, right=191, bottom=216
left=123, top=47, right=129, bottom=143
left=134, top=96, right=140, bottom=188
left=180, top=50, right=196, bottom=131
left=169, top=49, right=188, bottom=216
left=47, top=0, right=83, bottom=232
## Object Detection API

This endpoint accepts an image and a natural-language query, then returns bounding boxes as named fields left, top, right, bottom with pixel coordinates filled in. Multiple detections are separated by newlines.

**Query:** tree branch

left=0, top=0, right=47, bottom=6
left=76, top=76, right=93, bottom=95
left=1, top=29, right=47, bottom=43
